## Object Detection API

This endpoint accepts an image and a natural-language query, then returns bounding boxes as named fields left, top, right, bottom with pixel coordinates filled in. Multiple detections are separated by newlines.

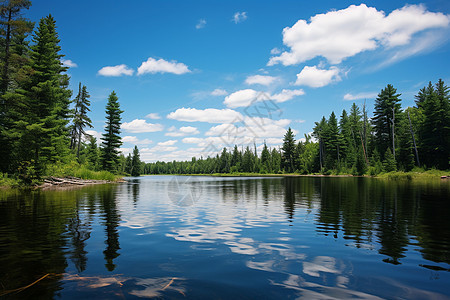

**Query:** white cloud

left=166, top=126, right=200, bottom=137
left=294, top=66, right=341, bottom=88
left=137, top=57, right=191, bottom=75
left=271, top=89, right=305, bottom=103
left=224, top=88, right=303, bottom=108
left=122, top=136, right=153, bottom=145
left=268, top=4, right=450, bottom=66
left=232, top=12, right=248, bottom=24
left=98, top=64, right=134, bottom=76
left=196, top=19, right=206, bottom=29
left=122, top=136, right=138, bottom=143
left=148, top=145, right=178, bottom=152
left=343, top=92, right=377, bottom=101
left=85, top=130, right=102, bottom=143
left=224, top=89, right=259, bottom=108
left=204, top=116, right=293, bottom=141
left=146, top=113, right=161, bottom=120
left=122, top=119, right=164, bottom=133
left=62, top=59, right=77, bottom=68
left=270, top=48, right=281, bottom=55
left=167, top=108, right=243, bottom=123
left=211, top=88, right=228, bottom=96
left=245, top=75, right=279, bottom=86
left=157, top=140, right=177, bottom=146
left=182, top=137, right=204, bottom=144
left=119, top=147, right=133, bottom=156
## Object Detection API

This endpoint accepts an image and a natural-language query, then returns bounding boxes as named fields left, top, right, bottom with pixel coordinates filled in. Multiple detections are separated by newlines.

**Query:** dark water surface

left=1, top=176, right=449, bottom=299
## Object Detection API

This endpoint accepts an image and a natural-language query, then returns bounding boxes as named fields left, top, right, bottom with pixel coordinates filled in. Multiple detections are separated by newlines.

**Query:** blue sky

left=26, top=1, right=450, bottom=162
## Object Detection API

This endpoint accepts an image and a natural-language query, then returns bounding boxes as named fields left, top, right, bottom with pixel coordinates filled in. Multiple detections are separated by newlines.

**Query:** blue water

left=1, top=176, right=449, bottom=299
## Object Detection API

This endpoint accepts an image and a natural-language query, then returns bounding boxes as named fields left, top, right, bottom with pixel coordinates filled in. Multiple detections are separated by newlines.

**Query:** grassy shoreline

left=2, top=169, right=449, bottom=189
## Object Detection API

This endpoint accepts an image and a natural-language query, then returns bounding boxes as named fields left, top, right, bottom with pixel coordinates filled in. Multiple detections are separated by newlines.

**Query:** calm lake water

left=1, top=176, right=449, bottom=299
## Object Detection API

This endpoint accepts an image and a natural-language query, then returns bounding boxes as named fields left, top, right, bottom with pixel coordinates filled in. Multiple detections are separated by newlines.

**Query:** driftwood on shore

left=39, top=176, right=114, bottom=190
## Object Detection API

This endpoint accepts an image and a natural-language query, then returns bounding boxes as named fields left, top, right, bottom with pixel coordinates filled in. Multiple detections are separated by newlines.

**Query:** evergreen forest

left=0, top=1, right=448, bottom=186
left=0, top=1, right=142, bottom=185
left=143, top=82, right=449, bottom=176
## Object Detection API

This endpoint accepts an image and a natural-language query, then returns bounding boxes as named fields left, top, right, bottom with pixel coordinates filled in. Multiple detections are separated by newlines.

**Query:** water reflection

left=0, top=177, right=449, bottom=299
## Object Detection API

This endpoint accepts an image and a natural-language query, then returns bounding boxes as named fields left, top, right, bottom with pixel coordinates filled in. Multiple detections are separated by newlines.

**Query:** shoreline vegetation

left=0, top=3, right=448, bottom=190
left=148, top=169, right=449, bottom=180
left=1, top=168, right=448, bottom=190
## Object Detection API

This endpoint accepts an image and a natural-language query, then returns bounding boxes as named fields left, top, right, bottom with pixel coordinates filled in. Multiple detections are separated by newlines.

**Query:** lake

left=1, top=176, right=449, bottom=299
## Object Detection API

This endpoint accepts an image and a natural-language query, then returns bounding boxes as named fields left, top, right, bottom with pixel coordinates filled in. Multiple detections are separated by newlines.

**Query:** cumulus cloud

left=62, top=59, right=77, bottom=68
left=179, top=117, right=293, bottom=154
left=294, top=66, right=341, bottom=88
left=268, top=4, right=450, bottom=66
left=166, top=126, right=200, bottom=137
left=224, top=89, right=304, bottom=108
left=232, top=12, right=247, bottom=24
left=211, top=88, right=228, bottom=96
left=122, top=136, right=153, bottom=145
left=270, top=48, right=281, bottom=55
left=122, top=119, right=164, bottom=133
left=205, top=116, right=292, bottom=140
left=146, top=113, right=161, bottom=120
left=98, top=64, right=134, bottom=76
left=271, top=89, right=305, bottom=103
left=167, top=108, right=243, bottom=123
left=245, top=75, right=279, bottom=86
left=137, top=57, right=191, bottom=75
left=343, top=92, right=377, bottom=101
left=196, top=19, right=206, bottom=29
left=224, top=89, right=260, bottom=108
left=157, top=140, right=177, bottom=146
left=148, top=145, right=178, bottom=153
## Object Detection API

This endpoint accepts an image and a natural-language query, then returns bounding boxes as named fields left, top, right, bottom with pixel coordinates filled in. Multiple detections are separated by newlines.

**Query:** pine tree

left=0, top=0, right=32, bottom=94
left=70, top=83, right=93, bottom=158
left=130, top=145, right=141, bottom=176
left=101, top=91, right=123, bottom=172
left=383, top=148, right=397, bottom=172
left=0, top=0, right=33, bottom=172
left=8, top=15, right=71, bottom=173
left=86, top=136, right=99, bottom=171
left=339, top=109, right=352, bottom=166
left=281, top=127, right=296, bottom=173
left=242, top=146, right=254, bottom=172
left=323, top=111, right=340, bottom=170
left=260, top=142, right=270, bottom=173
left=313, top=117, right=327, bottom=172
left=372, top=84, right=402, bottom=160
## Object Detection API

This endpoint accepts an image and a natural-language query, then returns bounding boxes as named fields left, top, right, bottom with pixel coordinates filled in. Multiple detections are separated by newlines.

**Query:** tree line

left=0, top=1, right=141, bottom=184
left=144, top=81, right=449, bottom=175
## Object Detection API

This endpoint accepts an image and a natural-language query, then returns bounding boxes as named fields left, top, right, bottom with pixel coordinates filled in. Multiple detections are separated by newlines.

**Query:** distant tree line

left=0, top=1, right=142, bottom=183
left=144, top=81, right=449, bottom=175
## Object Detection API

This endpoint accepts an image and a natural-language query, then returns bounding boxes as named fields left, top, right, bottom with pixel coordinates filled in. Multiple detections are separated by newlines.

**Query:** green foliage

left=383, top=148, right=397, bottom=172
left=130, top=145, right=142, bottom=176
left=100, top=91, right=123, bottom=172
left=281, top=127, right=296, bottom=172
left=17, top=160, right=39, bottom=185
left=372, top=84, right=402, bottom=158
left=44, top=160, right=117, bottom=181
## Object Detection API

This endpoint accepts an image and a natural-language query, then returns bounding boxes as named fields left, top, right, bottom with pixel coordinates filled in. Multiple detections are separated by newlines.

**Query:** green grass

left=44, top=161, right=120, bottom=181
left=376, top=168, right=449, bottom=180
left=0, top=173, right=20, bottom=188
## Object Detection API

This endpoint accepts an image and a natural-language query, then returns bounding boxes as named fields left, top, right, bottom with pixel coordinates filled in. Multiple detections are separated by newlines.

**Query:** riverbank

left=144, top=169, right=450, bottom=180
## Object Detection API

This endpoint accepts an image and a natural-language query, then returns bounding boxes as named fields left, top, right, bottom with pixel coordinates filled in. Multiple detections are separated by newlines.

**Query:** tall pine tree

left=372, top=84, right=402, bottom=160
left=281, top=127, right=296, bottom=173
left=9, top=15, right=71, bottom=173
left=101, top=91, right=123, bottom=172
